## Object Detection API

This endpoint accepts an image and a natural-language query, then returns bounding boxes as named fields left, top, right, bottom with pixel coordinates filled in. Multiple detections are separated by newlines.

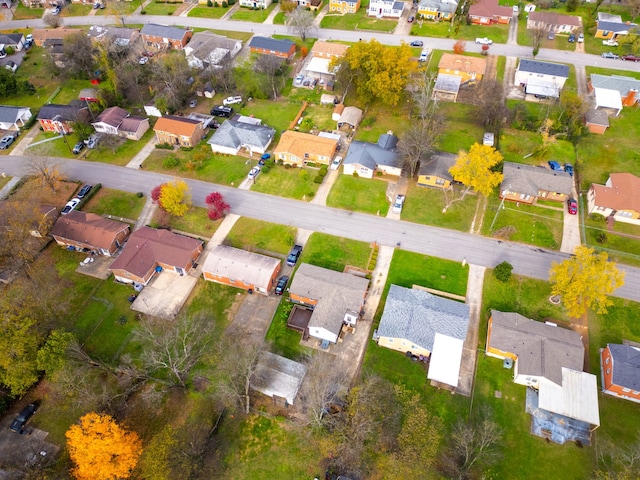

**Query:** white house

left=368, top=0, right=405, bottom=17
left=183, top=32, right=242, bottom=70
left=239, top=0, right=272, bottom=8
left=514, top=59, right=569, bottom=99
left=343, top=133, right=400, bottom=179
left=207, top=120, right=275, bottom=156
left=0, top=106, right=32, bottom=131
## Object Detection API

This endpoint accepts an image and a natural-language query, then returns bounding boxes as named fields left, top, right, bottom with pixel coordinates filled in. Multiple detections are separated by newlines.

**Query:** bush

left=156, top=143, right=173, bottom=150
left=352, top=171, right=359, bottom=177
left=588, top=213, right=605, bottom=223
left=5, top=46, right=15, bottom=55
left=222, top=0, right=227, bottom=6
left=313, top=175, right=323, bottom=184
left=319, top=165, right=328, bottom=176
left=136, top=192, right=144, bottom=198
left=207, top=0, right=212, bottom=5
left=162, top=156, right=180, bottom=168
left=284, top=163, right=291, bottom=169
left=361, top=116, right=376, bottom=128
left=596, top=232, right=608, bottom=244
left=493, top=261, right=513, bottom=283
left=261, top=164, right=271, bottom=173
left=180, top=146, right=193, bottom=152
left=299, top=169, right=310, bottom=180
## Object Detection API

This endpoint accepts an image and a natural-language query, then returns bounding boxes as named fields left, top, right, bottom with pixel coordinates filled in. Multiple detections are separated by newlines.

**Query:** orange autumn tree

left=66, top=412, right=143, bottom=480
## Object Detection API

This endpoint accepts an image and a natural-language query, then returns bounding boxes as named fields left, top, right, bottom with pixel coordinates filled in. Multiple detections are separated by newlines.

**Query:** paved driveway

left=131, top=271, right=199, bottom=320
left=0, top=414, right=59, bottom=475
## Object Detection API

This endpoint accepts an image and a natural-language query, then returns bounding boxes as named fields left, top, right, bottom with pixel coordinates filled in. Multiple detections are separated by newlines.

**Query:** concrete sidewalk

left=10, top=123, right=41, bottom=156
left=0, top=176, right=21, bottom=200
left=310, top=168, right=339, bottom=205
left=263, top=3, right=280, bottom=24
left=125, top=137, right=157, bottom=169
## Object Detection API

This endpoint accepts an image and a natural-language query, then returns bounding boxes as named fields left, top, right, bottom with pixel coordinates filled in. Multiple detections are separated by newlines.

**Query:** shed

left=433, top=74, right=462, bottom=102
left=585, top=108, right=609, bottom=134
left=250, top=351, right=307, bottom=405
left=337, top=106, right=363, bottom=129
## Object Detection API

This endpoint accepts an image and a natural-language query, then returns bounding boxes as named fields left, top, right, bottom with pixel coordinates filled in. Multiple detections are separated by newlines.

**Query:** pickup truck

left=602, top=39, right=619, bottom=47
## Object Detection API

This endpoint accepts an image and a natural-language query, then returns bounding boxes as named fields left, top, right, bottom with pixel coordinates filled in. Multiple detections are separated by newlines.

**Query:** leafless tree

left=397, top=120, right=442, bottom=178
left=27, top=157, right=66, bottom=192
left=254, top=54, right=287, bottom=100
left=287, top=8, right=316, bottom=41
left=0, top=200, right=52, bottom=269
left=150, top=54, right=194, bottom=113
left=331, top=56, right=358, bottom=104
left=595, top=435, right=640, bottom=479
left=476, top=78, right=506, bottom=132
left=43, top=12, right=63, bottom=28
left=62, top=33, right=98, bottom=79
left=529, top=27, right=547, bottom=57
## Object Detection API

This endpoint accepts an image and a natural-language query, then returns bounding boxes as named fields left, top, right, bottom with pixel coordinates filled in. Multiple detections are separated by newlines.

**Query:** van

left=210, top=106, right=233, bottom=118
left=419, top=49, right=431, bottom=62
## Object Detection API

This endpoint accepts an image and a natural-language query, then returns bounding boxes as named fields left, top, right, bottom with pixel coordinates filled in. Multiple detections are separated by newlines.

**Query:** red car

left=622, top=54, right=640, bottom=62
left=567, top=198, right=578, bottom=215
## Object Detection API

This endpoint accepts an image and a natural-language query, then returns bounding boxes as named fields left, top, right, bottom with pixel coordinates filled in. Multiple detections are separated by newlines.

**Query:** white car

left=61, top=198, right=80, bottom=215
left=138, top=56, right=149, bottom=65
left=419, top=49, right=432, bottom=62
left=330, top=156, right=343, bottom=170
left=392, top=194, right=405, bottom=214
left=602, top=39, right=618, bottom=47
left=247, top=166, right=261, bottom=180
left=294, top=74, right=304, bottom=86
left=475, top=37, right=493, bottom=45
left=223, top=96, right=243, bottom=106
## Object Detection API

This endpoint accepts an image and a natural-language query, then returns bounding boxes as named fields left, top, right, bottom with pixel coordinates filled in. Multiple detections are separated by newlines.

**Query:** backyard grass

left=500, top=127, right=575, bottom=166
left=354, top=107, right=410, bottom=143
left=83, top=188, right=146, bottom=219
left=320, top=10, right=397, bottom=32
left=481, top=195, right=564, bottom=249
left=185, top=279, right=244, bottom=331
left=239, top=99, right=302, bottom=133
left=250, top=164, right=320, bottom=201
left=300, top=232, right=371, bottom=272
left=188, top=6, right=228, bottom=18
left=231, top=4, right=276, bottom=22
left=438, top=103, right=485, bottom=154
left=326, top=175, right=390, bottom=216
left=11, top=3, right=43, bottom=18
left=583, top=213, right=640, bottom=267
left=151, top=206, right=222, bottom=238
left=265, top=300, right=311, bottom=359
left=142, top=1, right=180, bottom=15
left=402, top=184, right=479, bottom=232
left=225, top=217, right=296, bottom=255
left=302, top=104, right=335, bottom=131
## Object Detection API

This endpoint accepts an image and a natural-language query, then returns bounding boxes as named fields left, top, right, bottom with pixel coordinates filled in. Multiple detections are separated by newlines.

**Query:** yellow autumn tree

left=449, top=143, right=504, bottom=198
left=66, top=412, right=143, bottom=480
left=550, top=245, right=625, bottom=319
left=159, top=179, right=191, bottom=217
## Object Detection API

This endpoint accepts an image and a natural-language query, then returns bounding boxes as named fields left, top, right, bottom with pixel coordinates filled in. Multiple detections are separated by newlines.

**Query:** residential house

left=375, top=285, right=470, bottom=388
left=201, top=245, right=281, bottom=295
left=310, top=40, right=350, bottom=60
left=37, top=102, right=90, bottom=134
left=250, top=352, right=307, bottom=405
left=140, top=24, right=192, bottom=50
left=305, top=41, right=350, bottom=80
left=50, top=211, right=130, bottom=256
left=487, top=310, right=600, bottom=444
left=500, top=162, right=573, bottom=205
left=0, top=33, right=25, bottom=51
left=343, top=133, right=400, bottom=178
left=585, top=109, right=610, bottom=135
left=368, top=0, right=405, bottom=18
left=595, top=12, right=637, bottom=40
left=248, top=36, right=296, bottom=60
left=109, top=227, right=203, bottom=286
left=184, top=32, right=242, bottom=70
left=514, top=59, right=569, bottom=99
left=337, top=106, right=363, bottom=130
left=31, top=29, right=80, bottom=47
left=601, top=344, right=640, bottom=404
left=118, top=117, right=151, bottom=141
left=207, top=120, right=275, bottom=156
left=438, top=53, right=487, bottom=84
left=587, top=173, right=640, bottom=225
left=91, top=106, right=150, bottom=140
left=297, top=0, right=323, bottom=10
left=0, top=106, right=32, bottom=131
left=289, top=263, right=369, bottom=345
left=468, top=0, right=512, bottom=24
left=433, top=74, right=463, bottom=102
left=329, top=0, right=361, bottom=14
left=154, top=116, right=205, bottom=148
left=417, top=0, right=458, bottom=21
left=417, top=152, right=457, bottom=188
left=274, top=130, right=338, bottom=166
left=87, top=26, right=140, bottom=47
left=526, top=11, right=581, bottom=34
left=239, top=0, right=273, bottom=8
left=589, top=73, right=640, bottom=108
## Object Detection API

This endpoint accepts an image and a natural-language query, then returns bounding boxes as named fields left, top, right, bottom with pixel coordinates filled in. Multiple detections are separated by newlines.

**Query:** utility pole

left=489, top=186, right=509, bottom=231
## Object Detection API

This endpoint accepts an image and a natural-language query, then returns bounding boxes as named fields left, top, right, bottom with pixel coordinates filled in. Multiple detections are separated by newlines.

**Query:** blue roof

left=344, top=134, right=399, bottom=170
left=597, top=20, right=637, bottom=33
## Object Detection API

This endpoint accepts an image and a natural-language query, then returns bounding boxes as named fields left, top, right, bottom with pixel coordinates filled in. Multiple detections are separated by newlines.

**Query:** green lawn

left=225, top=218, right=297, bottom=255
left=500, top=127, right=575, bottom=166
left=11, top=3, right=43, bottom=18
left=412, top=21, right=509, bottom=43
left=586, top=65, right=640, bottom=81
left=438, top=103, right=485, bottom=154
left=151, top=206, right=221, bottom=238
left=83, top=188, right=146, bottom=219
left=185, top=280, right=244, bottom=331
left=300, top=232, right=371, bottom=272
left=273, top=11, right=286, bottom=25
left=239, top=99, right=304, bottom=133
left=355, top=107, right=411, bottom=143
left=250, top=164, right=320, bottom=201
left=188, top=5, right=228, bottom=18
left=402, top=184, right=479, bottom=232
left=327, top=175, right=390, bottom=216
left=481, top=195, right=563, bottom=249
left=265, top=300, right=311, bottom=359
left=207, top=29, right=254, bottom=42
left=84, top=128, right=156, bottom=166
left=28, top=131, right=86, bottom=159
left=584, top=213, right=640, bottom=267
left=320, top=10, right=397, bottom=33
left=231, top=4, right=276, bottom=22
left=143, top=1, right=180, bottom=15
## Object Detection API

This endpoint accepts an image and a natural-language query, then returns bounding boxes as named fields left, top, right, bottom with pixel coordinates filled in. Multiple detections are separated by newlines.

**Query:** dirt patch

left=8, top=178, right=78, bottom=205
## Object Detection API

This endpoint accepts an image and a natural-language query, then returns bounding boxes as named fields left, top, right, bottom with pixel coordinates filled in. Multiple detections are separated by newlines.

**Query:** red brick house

left=109, top=227, right=203, bottom=286
left=37, top=102, right=90, bottom=134
left=468, top=0, right=512, bottom=25
left=248, top=36, right=296, bottom=60
left=154, top=116, right=205, bottom=147
left=140, top=24, right=192, bottom=50
left=601, top=344, right=640, bottom=404
left=50, top=211, right=130, bottom=256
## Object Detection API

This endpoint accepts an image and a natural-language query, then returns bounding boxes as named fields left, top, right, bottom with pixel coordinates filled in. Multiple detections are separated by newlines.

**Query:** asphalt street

left=2, top=155, right=639, bottom=302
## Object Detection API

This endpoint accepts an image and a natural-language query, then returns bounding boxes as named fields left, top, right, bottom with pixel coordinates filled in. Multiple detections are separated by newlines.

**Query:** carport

left=594, top=87, right=623, bottom=116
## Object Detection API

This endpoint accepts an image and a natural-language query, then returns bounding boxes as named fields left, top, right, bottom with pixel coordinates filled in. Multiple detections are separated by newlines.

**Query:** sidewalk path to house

left=220, top=3, right=240, bottom=21
left=310, top=168, right=339, bottom=206
left=133, top=0, right=153, bottom=15
left=125, top=137, right=158, bottom=169
left=0, top=176, right=21, bottom=200
left=312, top=4, right=329, bottom=28
left=263, top=3, right=280, bottom=24
left=507, top=12, right=519, bottom=45
left=133, top=195, right=158, bottom=231
left=10, top=123, right=41, bottom=156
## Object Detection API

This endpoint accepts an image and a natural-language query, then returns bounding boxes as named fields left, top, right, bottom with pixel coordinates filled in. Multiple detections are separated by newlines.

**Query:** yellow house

left=417, top=152, right=456, bottom=189
left=274, top=130, right=338, bottom=166
left=417, top=0, right=457, bottom=21
left=329, top=0, right=361, bottom=13
left=438, top=53, right=487, bottom=84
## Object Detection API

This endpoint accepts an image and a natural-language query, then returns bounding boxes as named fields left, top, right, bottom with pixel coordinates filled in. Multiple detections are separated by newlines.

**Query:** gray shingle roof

left=590, top=73, right=640, bottom=97
left=207, top=120, right=275, bottom=151
left=597, top=20, right=637, bottom=33
left=344, top=134, right=400, bottom=170
left=0, top=105, right=29, bottom=123
left=0, top=33, right=24, bottom=45
left=418, top=151, right=456, bottom=180
left=140, top=23, right=190, bottom=41
left=517, top=59, right=569, bottom=78
left=488, top=310, right=584, bottom=386
left=249, top=36, right=295, bottom=54
left=202, top=245, right=280, bottom=289
left=501, top=161, right=573, bottom=197
left=377, top=285, right=470, bottom=352
left=37, top=104, right=86, bottom=122
left=608, top=344, right=640, bottom=391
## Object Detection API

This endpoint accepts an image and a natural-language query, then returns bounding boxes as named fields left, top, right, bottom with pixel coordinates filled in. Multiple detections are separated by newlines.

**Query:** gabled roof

left=202, top=245, right=280, bottom=288
left=338, top=106, right=363, bottom=128
left=607, top=343, right=640, bottom=391
left=439, top=53, right=487, bottom=75
left=378, top=285, right=470, bottom=352
left=154, top=115, right=202, bottom=137
left=289, top=263, right=369, bottom=336
left=0, top=33, right=24, bottom=45
left=310, top=41, right=349, bottom=58
left=590, top=73, right=640, bottom=98
left=418, top=0, right=458, bottom=14
left=207, top=119, right=275, bottom=151
left=469, top=0, right=512, bottom=18
left=591, top=173, right=640, bottom=213
left=249, top=36, right=295, bottom=54
left=517, top=59, right=569, bottom=78
left=418, top=151, right=457, bottom=180
left=110, top=227, right=203, bottom=278
left=488, top=310, right=584, bottom=386
left=274, top=130, right=338, bottom=159
left=597, top=19, right=637, bottom=33
left=344, top=135, right=399, bottom=170
left=31, top=28, right=79, bottom=43
left=585, top=108, right=609, bottom=127
left=37, top=103, right=87, bottom=122
left=0, top=105, right=30, bottom=123
left=502, top=161, right=573, bottom=197
left=140, top=23, right=190, bottom=41
left=119, top=116, right=148, bottom=133
left=50, top=211, right=129, bottom=250
left=251, top=351, right=307, bottom=405
left=184, top=32, right=239, bottom=63
left=528, top=11, right=581, bottom=27
left=94, top=106, right=129, bottom=128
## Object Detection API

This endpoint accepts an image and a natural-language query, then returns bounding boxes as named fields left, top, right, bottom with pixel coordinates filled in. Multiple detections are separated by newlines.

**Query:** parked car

left=61, top=198, right=80, bottom=215
left=87, top=134, right=100, bottom=149
left=294, top=74, right=304, bottom=86
left=601, top=52, right=619, bottom=59
left=72, top=141, right=85, bottom=154
left=259, top=153, right=271, bottom=166
left=602, top=39, right=619, bottom=47
left=223, top=96, right=243, bottom=106
left=548, top=160, right=562, bottom=172
left=567, top=198, right=578, bottom=215
left=547, top=30, right=555, bottom=40
left=10, top=404, right=38, bottom=433
left=247, top=166, right=260, bottom=180
left=577, top=33, right=584, bottom=43
left=419, top=49, right=432, bottom=62
left=410, top=40, right=424, bottom=47
left=0, top=134, right=15, bottom=150
left=139, top=56, right=149, bottom=65
left=475, top=37, right=493, bottom=45
left=622, top=54, right=640, bottom=62
left=330, top=156, right=343, bottom=170
left=286, top=245, right=303, bottom=267
left=211, top=106, right=233, bottom=117
left=407, top=15, right=415, bottom=22
left=77, top=184, right=93, bottom=199
left=564, top=163, right=574, bottom=177
left=568, top=34, right=576, bottom=43
left=392, top=194, right=405, bottom=214
left=52, top=5, right=61, bottom=14
left=93, top=2, right=101, bottom=8
left=274, top=275, right=289, bottom=295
